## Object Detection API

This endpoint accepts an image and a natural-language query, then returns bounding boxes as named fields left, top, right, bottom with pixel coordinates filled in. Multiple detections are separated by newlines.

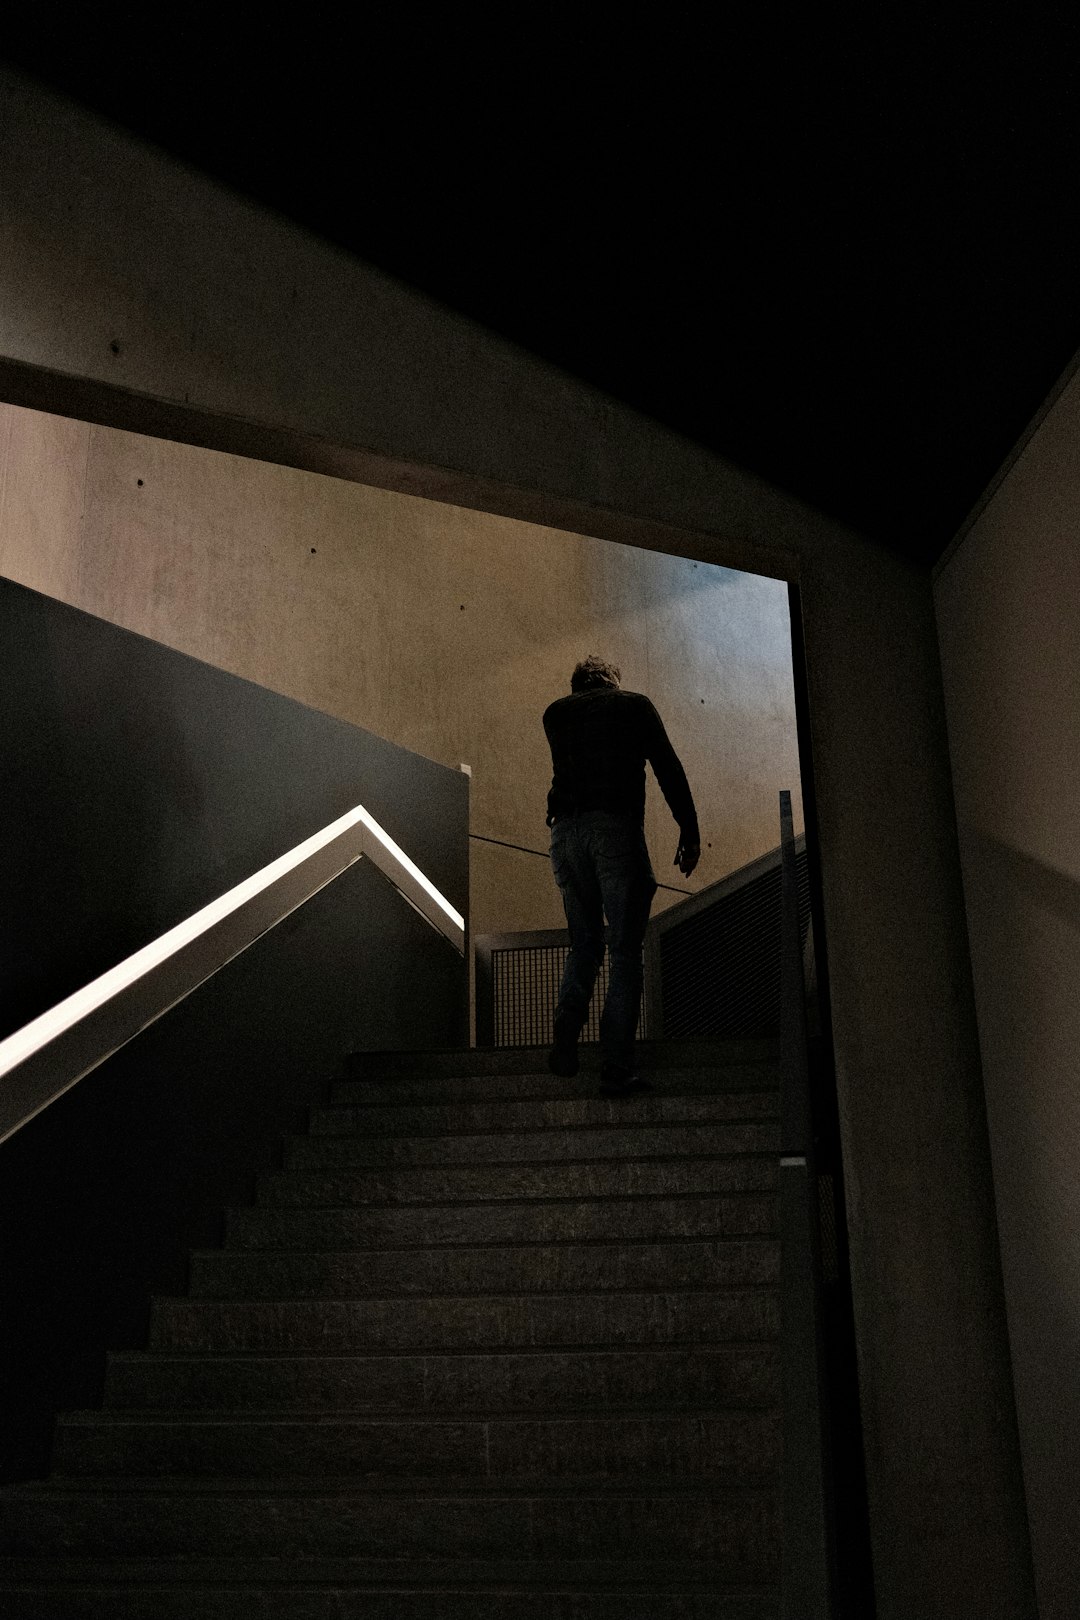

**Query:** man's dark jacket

left=543, top=686, right=699, bottom=842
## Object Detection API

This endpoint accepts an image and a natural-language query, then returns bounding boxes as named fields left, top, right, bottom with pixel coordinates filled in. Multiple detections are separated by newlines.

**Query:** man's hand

left=674, top=839, right=700, bottom=878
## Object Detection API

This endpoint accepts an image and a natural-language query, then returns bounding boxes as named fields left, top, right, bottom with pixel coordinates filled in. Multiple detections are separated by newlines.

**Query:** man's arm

left=640, top=698, right=700, bottom=875
left=542, top=705, right=557, bottom=825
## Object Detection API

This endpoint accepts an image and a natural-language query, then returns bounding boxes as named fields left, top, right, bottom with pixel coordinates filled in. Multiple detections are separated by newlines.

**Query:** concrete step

left=189, top=1238, right=781, bottom=1300
left=255, top=1158, right=777, bottom=1209
left=329, top=1065, right=778, bottom=1110
left=148, top=1291, right=779, bottom=1353
left=286, top=1121, right=779, bottom=1169
left=104, top=1346, right=780, bottom=1414
left=226, top=1193, right=778, bottom=1251
left=311, top=1090, right=779, bottom=1138
left=53, top=1410, right=781, bottom=1481
left=0, top=1557, right=780, bottom=1619
left=344, top=1039, right=779, bottom=1081
left=0, top=1479, right=780, bottom=1566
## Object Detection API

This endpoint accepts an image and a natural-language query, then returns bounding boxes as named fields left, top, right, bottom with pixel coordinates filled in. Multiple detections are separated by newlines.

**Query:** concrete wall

left=0, top=574, right=468, bottom=1482
left=0, top=401, right=802, bottom=937
left=934, top=363, right=1080, bottom=1620
left=0, top=68, right=1038, bottom=1617
left=0, top=573, right=468, bottom=1041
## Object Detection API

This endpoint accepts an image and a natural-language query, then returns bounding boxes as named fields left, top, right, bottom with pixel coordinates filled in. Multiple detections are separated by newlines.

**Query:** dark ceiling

left=5, top=9, right=1080, bottom=564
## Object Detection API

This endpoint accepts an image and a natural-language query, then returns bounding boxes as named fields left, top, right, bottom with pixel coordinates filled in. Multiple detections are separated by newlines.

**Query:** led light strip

left=353, top=805, right=464, bottom=932
left=0, top=802, right=464, bottom=1086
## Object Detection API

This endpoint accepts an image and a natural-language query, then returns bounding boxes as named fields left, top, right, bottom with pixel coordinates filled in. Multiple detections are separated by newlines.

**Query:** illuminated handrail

left=0, top=802, right=464, bottom=1145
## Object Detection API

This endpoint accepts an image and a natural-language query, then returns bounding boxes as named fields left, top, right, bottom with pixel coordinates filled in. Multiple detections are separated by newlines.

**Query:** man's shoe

left=600, top=1063, right=654, bottom=1098
left=547, top=1014, right=581, bottom=1077
left=547, top=1039, right=578, bottom=1077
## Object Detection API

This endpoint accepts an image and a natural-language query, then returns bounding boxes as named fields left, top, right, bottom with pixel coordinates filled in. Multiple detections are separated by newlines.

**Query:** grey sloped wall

left=0, top=573, right=467, bottom=1041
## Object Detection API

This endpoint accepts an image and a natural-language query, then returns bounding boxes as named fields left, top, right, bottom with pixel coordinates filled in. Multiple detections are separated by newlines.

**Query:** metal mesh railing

left=492, top=946, right=592, bottom=1047
left=475, top=838, right=808, bottom=1047
left=476, top=931, right=648, bottom=1048
left=656, top=846, right=810, bottom=1038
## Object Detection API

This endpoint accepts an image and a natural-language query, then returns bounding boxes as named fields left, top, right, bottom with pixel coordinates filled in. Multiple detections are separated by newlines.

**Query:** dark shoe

left=600, top=1063, right=654, bottom=1098
left=547, top=1032, right=579, bottom=1077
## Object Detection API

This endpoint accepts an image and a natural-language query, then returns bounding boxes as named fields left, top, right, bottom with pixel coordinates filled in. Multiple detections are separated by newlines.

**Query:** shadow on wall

left=956, top=826, right=1080, bottom=1611
left=0, top=601, right=202, bottom=1032
left=0, top=860, right=463, bottom=1483
left=0, top=573, right=469, bottom=1040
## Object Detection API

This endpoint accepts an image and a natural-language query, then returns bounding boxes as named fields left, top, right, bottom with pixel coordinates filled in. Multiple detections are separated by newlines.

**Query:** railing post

left=474, top=936, right=496, bottom=1048
left=642, top=919, right=664, bottom=1038
left=779, top=788, right=834, bottom=1617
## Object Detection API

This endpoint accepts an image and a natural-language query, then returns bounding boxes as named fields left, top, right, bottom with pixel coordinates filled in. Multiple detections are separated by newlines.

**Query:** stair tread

left=186, top=1239, right=780, bottom=1298
left=191, top=1235, right=780, bottom=1258
left=311, top=1099, right=780, bottom=1141
left=314, top=1099, right=780, bottom=1131
left=343, top=1040, right=779, bottom=1074
left=233, top=1190, right=777, bottom=1212
left=59, top=1406, right=780, bottom=1432
left=120, top=1341, right=780, bottom=1359
left=9, top=1473, right=780, bottom=1497
left=224, top=1202, right=778, bottom=1251
left=284, top=1146, right=777, bottom=1172
left=328, top=1079, right=779, bottom=1110
left=285, top=1147, right=780, bottom=1167
left=158, top=1283, right=777, bottom=1303
left=252, top=1161, right=778, bottom=1209
left=60, top=1406, right=781, bottom=1427
left=0, top=1556, right=777, bottom=1586
left=0, top=1553, right=776, bottom=1578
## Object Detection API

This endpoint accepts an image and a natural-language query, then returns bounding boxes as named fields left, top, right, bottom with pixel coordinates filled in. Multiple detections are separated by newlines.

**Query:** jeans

left=549, top=810, right=658, bottom=1070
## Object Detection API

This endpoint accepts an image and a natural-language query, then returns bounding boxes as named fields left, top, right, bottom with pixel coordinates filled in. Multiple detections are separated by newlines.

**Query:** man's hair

left=571, top=655, right=622, bottom=693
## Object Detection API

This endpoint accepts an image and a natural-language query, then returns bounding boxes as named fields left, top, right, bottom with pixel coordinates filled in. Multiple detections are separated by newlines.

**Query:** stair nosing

left=8, top=1475, right=782, bottom=1499
left=107, top=1342, right=781, bottom=1363
left=242, top=1185, right=777, bottom=1211
left=153, top=1282, right=779, bottom=1306
left=308, top=1111, right=781, bottom=1134
left=280, top=1154, right=780, bottom=1176
left=64, top=1408, right=782, bottom=1430
left=190, top=1234, right=782, bottom=1259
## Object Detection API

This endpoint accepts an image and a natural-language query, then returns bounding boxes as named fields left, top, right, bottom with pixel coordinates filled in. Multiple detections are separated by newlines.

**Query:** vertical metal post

left=779, top=789, right=834, bottom=1617
left=474, top=937, right=495, bottom=1047
left=642, top=918, right=664, bottom=1039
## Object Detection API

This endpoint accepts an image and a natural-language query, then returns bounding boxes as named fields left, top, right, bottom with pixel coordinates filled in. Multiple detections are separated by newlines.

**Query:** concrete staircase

left=0, top=1040, right=783, bottom=1617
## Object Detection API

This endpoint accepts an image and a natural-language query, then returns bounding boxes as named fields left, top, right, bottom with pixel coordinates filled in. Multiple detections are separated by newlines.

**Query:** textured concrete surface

left=328, top=1063, right=777, bottom=1108
left=311, top=1088, right=780, bottom=1137
left=53, top=1411, right=782, bottom=1482
left=103, top=1347, right=780, bottom=1415
left=935, top=360, right=1080, bottom=1620
left=0, top=1482, right=779, bottom=1563
left=0, top=1577, right=782, bottom=1620
left=253, top=1158, right=777, bottom=1208
left=283, top=1118, right=778, bottom=1167
left=0, top=400, right=803, bottom=937
left=225, top=1195, right=779, bottom=1252
left=186, top=1238, right=780, bottom=1299
left=147, top=1291, right=780, bottom=1354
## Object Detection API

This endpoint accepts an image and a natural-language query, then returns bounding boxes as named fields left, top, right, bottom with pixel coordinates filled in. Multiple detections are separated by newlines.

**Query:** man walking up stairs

left=0, top=1039, right=783, bottom=1617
